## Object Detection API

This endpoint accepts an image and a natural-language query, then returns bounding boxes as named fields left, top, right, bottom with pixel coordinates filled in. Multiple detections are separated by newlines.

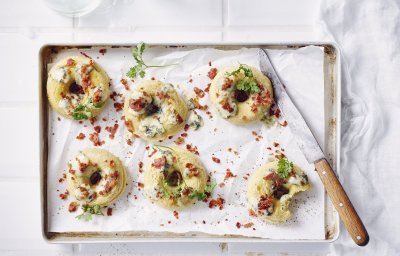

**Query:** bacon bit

left=80, top=51, right=91, bottom=59
left=152, top=157, right=166, bottom=169
left=92, top=89, right=102, bottom=103
left=173, top=210, right=179, bottom=219
left=76, top=133, right=85, bottom=140
left=236, top=222, right=241, bottom=229
left=148, top=149, right=157, bottom=157
left=208, top=68, right=218, bottom=80
left=110, top=91, right=118, bottom=101
left=185, top=163, right=199, bottom=177
left=281, top=120, right=288, bottom=127
left=114, top=102, right=124, bottom=112
left=68, top=202, right=78, bottom=212
left=248, top=209, right=256, bottom=217
left=176, top=113, right=183, bottom=124
left=99, top=48, right=107, bottom=55
left=120, top=79, right=129, bottom=90
left=107, top=207, right=113, bottom=216
left=105, top=123, right=119, bottom=139
left=89, top=132, right=104, bottom=146
left=208, top=61, right=212, bottom=66
left=222, top=78, right=233, bottom=90
left=267, top=147, right=272, bottom=150
left=194, top=87, right=205, bottom=98
left=109, top=160, right=115, bottom=168
left=66, top=58, right=75, bottom=66
left=175, top=137, right=185, bottom=145
left=219, top=182, right=225, bottom=188
left=69, top=169, right=75, bottom=175
left=89, top=117, right=97, bottom=125
left=189, top=79, right=193, bottom=83
left=190, top=97, right=208, bottom=111
left=181, top=133, right=188, bottom=137
left=184, top=124, right=190, bottom=131
left=209, top=197, right=225, bottom=210
left=186, top=144, right=199, bottom=155
left=212, top=156, right=221, bottom=164
left=145, top=146, right=150, bottom=150
left=151, top=77, right=155, bottom=80
left=129, top=98, right=146, bottom=111
left=126, top=139, right=133, bottom=145
left=204, top=83, right=211, bottom=93
left=254, top=90, right=272, bottom=107
left=264, top=172, right=278, bottom=181
left=273, top=142, right=280, bottom=147
left=258, top=195, right=274, bottom=211
left=94, top=126, right=101, bottom=133
left=157, top=91, right=170, bottom=100
left=59, top=190, right=69, bottom=200
left=138, top=182, right=144, bottom=188
left=219, top=98, right=234, bottom=113
left=224, top=169, right=237, bottom=181
left=274, top=108, right=281, bottom=119
left=243, top=222, right=254, bottom=228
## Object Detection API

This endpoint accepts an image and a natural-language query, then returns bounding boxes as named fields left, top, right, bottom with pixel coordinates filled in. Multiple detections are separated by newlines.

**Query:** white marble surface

left=0, top=0, right=349, bottom=255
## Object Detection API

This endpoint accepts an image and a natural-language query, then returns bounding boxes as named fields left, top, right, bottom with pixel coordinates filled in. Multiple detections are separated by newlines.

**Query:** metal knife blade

left=258, top=48, right=324, bottom=163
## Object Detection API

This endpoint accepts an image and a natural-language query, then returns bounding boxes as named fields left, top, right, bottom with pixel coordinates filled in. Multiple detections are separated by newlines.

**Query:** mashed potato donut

left=123, top=80, right=188, bottom=141
left=66, top=148, right=127, bottom=207
left=247, top=158, right=310, bottom=224
left=209, top=64, right=273, bottom=124
left=144, top=146, right=208, bottom=209
left=47, top=56, right=110, bottom=120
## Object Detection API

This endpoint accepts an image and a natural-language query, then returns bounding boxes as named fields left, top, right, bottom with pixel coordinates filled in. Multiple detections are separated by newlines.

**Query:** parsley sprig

left=75, top=205, right=104, bottom=221
left=188, top=179, right=217, bottom=201
left=126, top=42, right=178, bottom=79
left=227, top=64, right=260, bottom=94
left=72, top=104, right=92, bottom=120
left=277, top=157, right=293, bottom=179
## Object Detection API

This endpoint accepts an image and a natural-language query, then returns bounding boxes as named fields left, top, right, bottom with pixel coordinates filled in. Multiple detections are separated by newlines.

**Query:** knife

left=259, top=49, right=369, bottom=246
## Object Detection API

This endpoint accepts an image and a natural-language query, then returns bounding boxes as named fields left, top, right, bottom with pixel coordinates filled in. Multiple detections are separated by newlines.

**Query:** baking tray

left=39, top=43, right=341, bottom=243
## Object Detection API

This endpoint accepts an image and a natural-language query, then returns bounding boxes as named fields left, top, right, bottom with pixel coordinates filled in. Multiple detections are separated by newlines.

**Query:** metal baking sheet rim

left=38, top=42, right=341, bottom=243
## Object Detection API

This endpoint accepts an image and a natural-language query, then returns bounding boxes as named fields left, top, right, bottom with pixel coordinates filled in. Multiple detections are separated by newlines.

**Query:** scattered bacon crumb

left=148, top=149, right=157, bottom=157
left=175, top=137, right=185, bottom=145
left=152, top=157, right=166, bottom=169
left=248, top=209, right=256, bottom=217
left=181, top=132, right=188, bottom=138
left=107, top=207, right=113, bottom=216
left=99, top=48, right=107, bottom=55
left=267, top=147, right=272, bottom=150
left=236, top=222, right=241, bottom=229
left=173, top=210, right=179, bottom=219
left=94, top=126, right=101, bottom=133
left=209, top=197, right=225, bottom=210
left=120, top=79, right=129, bottom=90
left=186, top=144, right=199, bottom=155
left=194, top=87, right=205, bottom=98
left=89, top=132, right=105, bottom=146
left=105, top=123, right=119, bottom=139
left=275, top=153, right=286, bottom=159
left=212, top=156, right=221, bottom=163
left=89, top=117, right=97, bottom=125
left=68, top=202, right=78, bottom=212
left=126, top=139, right=133, bottom=145
left=184, top=124, right=190, bottom=131
left=137, top=182, right=144, bottom=188
left=281, top=120, right=288, bottom=127
left=76, top=133, right=85, bottom=140
left=66, top=58, right=75, bottom=66
left=243, top=222, right=254, bottom=228
left=273, top=142, right=280, bottom=147
left=204, top=83, right=211, bottom=93
left=189, top=79, right=193, bottom=83
left=114, top=102, right=124, bottom=112
left=208, top=61, right=212, bottom=66
left=208, top=68, right=218, bottom=80
left=59, top=190, right=69, bottom=200
left=224, top=169, right=237, bottom=181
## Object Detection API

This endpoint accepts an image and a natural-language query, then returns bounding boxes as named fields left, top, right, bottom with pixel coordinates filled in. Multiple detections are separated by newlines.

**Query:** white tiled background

left=0, top=0, right=328, bottom=255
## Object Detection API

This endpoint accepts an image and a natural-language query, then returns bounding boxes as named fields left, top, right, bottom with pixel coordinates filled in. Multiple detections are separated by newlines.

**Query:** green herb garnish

left=227, top=64, right=260, bottom=95
left=72, top=104, right=92, bottom=120
left=188, top=179, right=217, bottom=201
left=277, top=157, right=293, bottom=179
left=92, top=101, right=105, bottom=108
left=75, top=205, right=103, bottom=221
left=126, top=42, right=178, bottom=79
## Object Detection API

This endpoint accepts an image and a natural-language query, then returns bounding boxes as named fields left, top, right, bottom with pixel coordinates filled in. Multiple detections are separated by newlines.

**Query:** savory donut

left=47, top=56, right=110, bottom=120
left=247, top=158, right=310, bottom=224
left=66, top=148, right=127, bottom=207
left=209, top=64, right=273, bottom=124
left=143, top=146, right=208, bottom=209
left=123, top=80, right=188, bottom=141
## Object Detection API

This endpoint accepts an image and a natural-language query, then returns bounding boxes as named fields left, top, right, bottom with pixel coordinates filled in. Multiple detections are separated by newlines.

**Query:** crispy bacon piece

left=175, top=113, right=183, bottom=124
left=273, top=142, right=279, bottom=147
left=253, top=90, right=272, bottom=107
left=92, top=90, right=102, bottom=103
left=152, top=157, right=166, bottom=169
left=66, top=58, right=75, bottom=66
left=157, top=91, right=170, bottom=100
left=208, top=197, right=225, bottom=210
left=186, top=144, right=199, bottom=155
left=107, top=207, right=113, bottom=216
left=121, top=79, right=129, bottom=90
left=208, top=68, right=218, bottom=80
left=175, top=137, right=185, bottom=145
left=205, top=83, right=211, bottom=93
left=184, top=124, right=190, bottom=131
left=185, top=163, right=199, bottom=177
left=59, top=190, right=69, bottom=200
left=224, top=169, right=237, bottom=180
left=68, top=202, right=78, bottom=212
left=222, top=78, right=233, bottom=90
left=258, top=195, right=274, bottom=211
left=236, top=222, right=241, bottom=229
left=212, top=156, right=221, bottom=163
left=194, top=87, right=205, bottom=98
left=173, top=210, right=179, bottom=219
left=281, top=120, right=288, bottom=127
left=129, top=98, right=146, bottom=112
left=99, top=48, right=107, bottom=55
left=248, top=209, right=256, bottom=217
left=114, top=102, right=124, bottom=112
left=243, top=222, right=254, bottom=228
left=76, top=133, right=85, bottom=140
left=89, top=132, right=104, bottom=146
left=94, top=126, right=101, bottom=133
left=105, top=123, right=119, bottom=139
left=219, top=98, right=234, bottom=113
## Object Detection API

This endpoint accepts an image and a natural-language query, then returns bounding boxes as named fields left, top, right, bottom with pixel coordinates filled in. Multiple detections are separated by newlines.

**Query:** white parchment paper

left=47, top=45, right=325, bottom=239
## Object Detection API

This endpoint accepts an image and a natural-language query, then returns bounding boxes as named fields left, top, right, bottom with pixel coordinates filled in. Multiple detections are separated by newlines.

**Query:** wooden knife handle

left=315, top=158, right=369, bottom=246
